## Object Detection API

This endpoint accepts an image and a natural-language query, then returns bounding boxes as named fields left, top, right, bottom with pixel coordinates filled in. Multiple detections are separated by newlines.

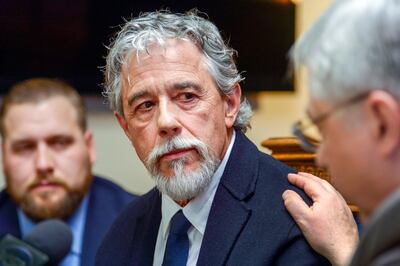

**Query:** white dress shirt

left=153, top=131, right=236, bottom=266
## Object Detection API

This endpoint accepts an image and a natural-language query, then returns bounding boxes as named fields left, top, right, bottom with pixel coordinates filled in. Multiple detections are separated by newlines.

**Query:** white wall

left=88, top=112, right=154, bottom=195
left=0, top=0, right=333, bottom=195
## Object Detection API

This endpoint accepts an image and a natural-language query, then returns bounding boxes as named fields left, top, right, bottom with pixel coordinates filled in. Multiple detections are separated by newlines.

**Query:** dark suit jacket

left=96, top=131, right=329, bottom=265
left=0, top=176, right=136, bottom=266
left=350, top=189, right=400, bottom=266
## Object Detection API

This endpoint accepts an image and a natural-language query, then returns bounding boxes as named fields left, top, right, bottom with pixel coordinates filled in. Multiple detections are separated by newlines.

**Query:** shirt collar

left=161, top=131, right=236, bottom=239
left=17, top=191, right=91, bottom=256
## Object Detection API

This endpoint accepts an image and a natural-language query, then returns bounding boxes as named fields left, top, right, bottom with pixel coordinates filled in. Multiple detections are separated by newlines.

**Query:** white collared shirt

left=153, top=131, right=236, bottom=266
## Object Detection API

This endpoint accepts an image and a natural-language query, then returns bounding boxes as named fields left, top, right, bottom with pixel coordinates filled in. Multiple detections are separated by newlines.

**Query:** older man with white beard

left=95, top=10, right=330, bottom=266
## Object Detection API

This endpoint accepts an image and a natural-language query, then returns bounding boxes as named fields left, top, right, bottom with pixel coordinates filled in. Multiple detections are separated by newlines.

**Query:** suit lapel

left=129, top=190, right=162, bottom=266
left=197, top=186, right=251, bottom=265
left=0, top=191, right=21, bottom=238
left=81, top=182, right=108, bottom=266
left=197, top=131, right=259, bottom=265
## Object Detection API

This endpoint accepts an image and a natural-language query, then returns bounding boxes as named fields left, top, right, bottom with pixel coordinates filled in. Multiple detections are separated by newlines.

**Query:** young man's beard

left=8, top=174, right=93, bottom=222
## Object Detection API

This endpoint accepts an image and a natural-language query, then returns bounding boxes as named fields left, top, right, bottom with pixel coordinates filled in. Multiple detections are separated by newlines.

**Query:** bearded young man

left=95, top=10, right=329, bottom=266
left=0, top=78, right=136, bottom=266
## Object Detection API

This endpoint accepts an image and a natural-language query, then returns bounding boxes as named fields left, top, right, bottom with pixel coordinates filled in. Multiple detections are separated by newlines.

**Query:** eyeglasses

left=293, top=92, right=370, bottom=153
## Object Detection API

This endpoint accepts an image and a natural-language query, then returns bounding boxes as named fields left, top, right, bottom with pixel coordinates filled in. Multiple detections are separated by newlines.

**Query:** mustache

left=28, top=175, right=68, bottom=191
left=145, top=136, right=209, bottom=172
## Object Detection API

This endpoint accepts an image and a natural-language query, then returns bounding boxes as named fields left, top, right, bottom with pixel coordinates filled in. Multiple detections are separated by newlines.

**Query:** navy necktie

left=162, top=210, right=191, bottom=266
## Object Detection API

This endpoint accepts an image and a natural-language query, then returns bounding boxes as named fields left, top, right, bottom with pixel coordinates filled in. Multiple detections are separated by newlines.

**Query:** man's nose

left=35, top=143, right=54, bottom=174
left=157, top=100, right=181, bottom=138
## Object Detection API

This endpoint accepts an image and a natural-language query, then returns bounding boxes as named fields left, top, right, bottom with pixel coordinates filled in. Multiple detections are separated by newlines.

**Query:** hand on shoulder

left=282, top=172, right=359, bottom=266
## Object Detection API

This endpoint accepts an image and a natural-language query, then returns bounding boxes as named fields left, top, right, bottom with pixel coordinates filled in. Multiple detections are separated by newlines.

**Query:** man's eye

left=178, top=93, right=196, bottom=102
left=137, top=101, right=154, bottom=111
left=49, top=137, right=73, bottom=149
left=13, top=143, right=35, bottom=153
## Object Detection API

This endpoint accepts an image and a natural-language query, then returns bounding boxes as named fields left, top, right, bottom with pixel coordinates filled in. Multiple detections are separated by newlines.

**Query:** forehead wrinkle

left=123, top=61, right=201, bottom=96
left=129, top=62, right=204, bottom=76
left=124, top=44, right=207, bottom=77
left=127, top=73, right=132, bottom=89
left=172, top=81, right=203, bottom=93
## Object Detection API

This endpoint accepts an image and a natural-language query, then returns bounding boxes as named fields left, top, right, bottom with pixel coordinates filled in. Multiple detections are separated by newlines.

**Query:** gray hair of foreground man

left=291, top=0, right=400, bottom=102
left=0, top=78, right=87, bottom=138
left=104, top=10, right=252, bottom=132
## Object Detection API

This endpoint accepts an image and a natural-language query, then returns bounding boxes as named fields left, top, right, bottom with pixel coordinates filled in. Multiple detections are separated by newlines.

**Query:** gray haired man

left=95, top=10, right=329, bottom=266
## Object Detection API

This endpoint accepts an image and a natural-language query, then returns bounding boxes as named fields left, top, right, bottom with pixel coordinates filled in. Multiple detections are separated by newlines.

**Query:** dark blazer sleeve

left=82, top=176, right=137, bottom=266
left=272, top=223, right=330, bottom=265
left=0, top=190, right=21, bottom=238
left=95, top=188, right=161, bottom=266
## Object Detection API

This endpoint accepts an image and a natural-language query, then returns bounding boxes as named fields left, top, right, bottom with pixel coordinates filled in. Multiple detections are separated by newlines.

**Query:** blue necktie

left=162, top=210, right=191, bottom=266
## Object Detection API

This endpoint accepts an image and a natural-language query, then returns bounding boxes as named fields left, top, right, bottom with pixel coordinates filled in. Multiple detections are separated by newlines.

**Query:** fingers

left=282, top=190, right=311, bottom=225
left=297, top=171, right=322, bottom=181
left=290, top=172, right=329, bottom=186
left=297, top=172, right=335, bottom=190
left=284, top=172, right=358, bottom=266
left=288, top=172, right=335, bottom=201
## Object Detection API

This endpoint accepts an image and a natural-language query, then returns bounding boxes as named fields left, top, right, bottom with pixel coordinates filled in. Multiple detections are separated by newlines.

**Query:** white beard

left=145, top=136, right=220, bottom=201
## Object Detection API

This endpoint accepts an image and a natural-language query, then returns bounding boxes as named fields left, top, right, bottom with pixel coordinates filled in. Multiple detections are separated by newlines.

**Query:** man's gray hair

left=104, top=10, right=252, bottom=132
left=291, top=0, right=400, bottom=102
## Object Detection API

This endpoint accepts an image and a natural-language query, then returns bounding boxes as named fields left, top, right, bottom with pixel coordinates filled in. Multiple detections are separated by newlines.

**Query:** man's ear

left=84, top=130, right=96, bottom=165
left=115, top=111, right=132, bottom=140
left=366, top=90, right=400, bottom=157
left=224, top=83, right=241, bottom=128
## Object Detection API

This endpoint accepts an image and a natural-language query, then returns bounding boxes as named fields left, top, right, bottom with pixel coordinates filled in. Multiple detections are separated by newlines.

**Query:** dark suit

left=0, top=176, right=136, bottom=266
left=96, top=131, right=329, bottom=265
left=350, top=189, right=400, bottom=266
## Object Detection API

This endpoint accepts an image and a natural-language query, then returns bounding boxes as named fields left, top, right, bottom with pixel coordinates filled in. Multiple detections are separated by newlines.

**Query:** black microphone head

left=23, top=219, right=73, bottom=265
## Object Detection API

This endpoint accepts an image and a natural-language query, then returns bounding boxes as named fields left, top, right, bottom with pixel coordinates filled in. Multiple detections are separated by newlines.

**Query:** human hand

left=282, top=172, right=359, bottom=266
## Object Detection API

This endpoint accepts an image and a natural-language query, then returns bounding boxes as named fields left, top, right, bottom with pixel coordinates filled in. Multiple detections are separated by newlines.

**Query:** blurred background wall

left=0, top=0, right=333, bottom=194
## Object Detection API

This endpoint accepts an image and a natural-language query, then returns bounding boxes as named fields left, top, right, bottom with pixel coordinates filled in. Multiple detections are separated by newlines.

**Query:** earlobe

left=367, top=91, right=400, bottom=157
left=224, top=83, right=241, bottom=128
left=84, top=130, right=96, bottom=165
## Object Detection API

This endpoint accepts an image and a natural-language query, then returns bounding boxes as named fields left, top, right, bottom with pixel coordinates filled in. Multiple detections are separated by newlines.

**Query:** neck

left=177, top=199, right=190, bottom=207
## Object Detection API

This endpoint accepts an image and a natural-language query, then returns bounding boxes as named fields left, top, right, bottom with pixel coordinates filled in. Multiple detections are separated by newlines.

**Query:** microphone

left=0, top=219, right=73, bottom=266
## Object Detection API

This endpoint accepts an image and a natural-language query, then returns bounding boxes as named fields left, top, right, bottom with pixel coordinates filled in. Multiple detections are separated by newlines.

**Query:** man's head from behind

left=104, top=10, right=252, bottom=202
left=1, top=78, right=96, bottom=222
left=292, top=0, right=400, bottom=217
